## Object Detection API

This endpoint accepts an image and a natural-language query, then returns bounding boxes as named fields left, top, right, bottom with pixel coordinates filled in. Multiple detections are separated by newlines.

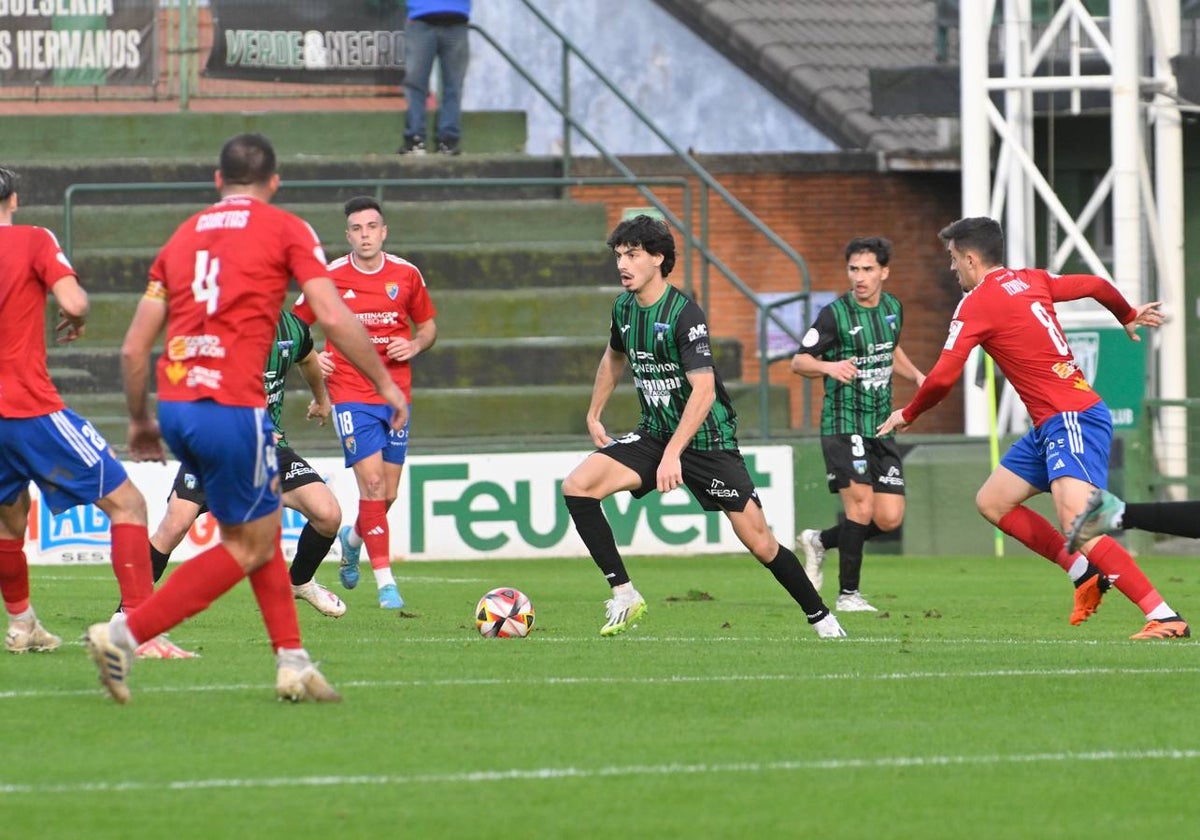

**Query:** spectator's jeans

left=403, top=18, right=470, bottom=142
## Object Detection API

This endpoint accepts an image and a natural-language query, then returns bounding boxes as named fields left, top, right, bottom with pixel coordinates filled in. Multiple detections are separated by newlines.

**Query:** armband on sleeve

left=143, top=279, right=167, bottom=302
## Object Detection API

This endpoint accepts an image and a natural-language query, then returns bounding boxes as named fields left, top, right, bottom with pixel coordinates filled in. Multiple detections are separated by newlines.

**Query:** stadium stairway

left=12, top=110, right=788, bottom=453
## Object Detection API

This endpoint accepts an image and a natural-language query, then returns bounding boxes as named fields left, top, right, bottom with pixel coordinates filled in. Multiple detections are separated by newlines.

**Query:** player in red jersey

left=293, top=196, right=437, bottom=609
left=879, top=216, right=1187, bottom=639
left=0, top=166, right=154, bottom=656
left=84, top=135, right=408, bottom=704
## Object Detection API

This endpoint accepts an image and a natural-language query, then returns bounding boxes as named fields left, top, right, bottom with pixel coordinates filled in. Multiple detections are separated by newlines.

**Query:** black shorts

left=820, top=434, right=905, bottom=496
left=597, top=430, right=761, bottom=513
left=169, top=445, right=325, bottom=513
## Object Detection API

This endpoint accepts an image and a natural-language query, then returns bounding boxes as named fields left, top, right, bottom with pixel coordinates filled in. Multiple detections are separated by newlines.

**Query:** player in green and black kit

left=560, top=215, right=845, bottom=639
left=133, top=310, right=347, bottom=655
left=790, top=237, right=925, bottom=612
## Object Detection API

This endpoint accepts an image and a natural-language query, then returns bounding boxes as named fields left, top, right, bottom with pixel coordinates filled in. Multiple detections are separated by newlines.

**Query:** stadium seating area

left=7, top=110, right=783, bottom=453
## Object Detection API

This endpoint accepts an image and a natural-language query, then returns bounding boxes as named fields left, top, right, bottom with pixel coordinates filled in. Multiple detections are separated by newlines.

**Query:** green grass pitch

left=3, top=552, right=1198, bottom=838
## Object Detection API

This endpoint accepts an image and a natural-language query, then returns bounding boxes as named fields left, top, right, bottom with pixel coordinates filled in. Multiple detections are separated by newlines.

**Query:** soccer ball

left=475, top=587, right=535, bottom=638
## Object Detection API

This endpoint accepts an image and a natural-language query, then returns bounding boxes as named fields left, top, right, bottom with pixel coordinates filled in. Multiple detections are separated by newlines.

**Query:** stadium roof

left=653, top=0, right=958, bottom=163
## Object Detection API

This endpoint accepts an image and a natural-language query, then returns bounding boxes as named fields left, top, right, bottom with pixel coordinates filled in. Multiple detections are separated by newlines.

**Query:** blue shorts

left=0, top=409, right=128, bottom=514
left=1001, top=401, right=1111, bottom=493
left=332, top=402, right=411, bottom=468
left=158, top=400, right=281, bottom=525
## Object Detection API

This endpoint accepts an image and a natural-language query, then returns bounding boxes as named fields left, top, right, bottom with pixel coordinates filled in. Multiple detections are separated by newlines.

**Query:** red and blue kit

left=148, top=195, right=329, bottom=407
left=904, top=267, right=1135, bottom=428
left=0, top=225, right=74, bottom=418
left=294, top=252, right=436, bottom=405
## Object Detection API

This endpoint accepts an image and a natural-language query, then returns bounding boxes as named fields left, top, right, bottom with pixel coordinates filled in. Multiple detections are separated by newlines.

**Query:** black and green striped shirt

left=796, top=291, right=904, bottom=437
left=264, top=309, right=314, bottom=448
left=608, top=284, right=738, bottom=451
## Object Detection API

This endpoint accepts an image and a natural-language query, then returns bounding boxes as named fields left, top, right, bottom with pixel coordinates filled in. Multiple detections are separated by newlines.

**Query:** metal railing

left=62, top=174, right=692, bottom=276
left=41, top=0, right=817, bottom=436
left=479, top=0, right=816, bottom=437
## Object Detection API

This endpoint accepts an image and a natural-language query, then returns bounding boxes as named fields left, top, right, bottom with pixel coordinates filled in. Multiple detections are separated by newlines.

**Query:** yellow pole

left=985, top=354, right=1004, bottom=557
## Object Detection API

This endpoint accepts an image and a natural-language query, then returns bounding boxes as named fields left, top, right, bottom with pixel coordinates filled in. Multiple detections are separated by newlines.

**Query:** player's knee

left=102, top=480, right=148, bottom=525
left=308, top=500, right=342, bottom=537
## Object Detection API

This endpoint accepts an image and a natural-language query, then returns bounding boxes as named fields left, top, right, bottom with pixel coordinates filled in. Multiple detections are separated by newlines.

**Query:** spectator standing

left=400, top=0, right=471, bottom=155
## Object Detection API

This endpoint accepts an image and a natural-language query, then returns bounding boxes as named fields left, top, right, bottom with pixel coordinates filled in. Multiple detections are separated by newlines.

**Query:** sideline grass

left=3, top=553, right=1199, bottom=838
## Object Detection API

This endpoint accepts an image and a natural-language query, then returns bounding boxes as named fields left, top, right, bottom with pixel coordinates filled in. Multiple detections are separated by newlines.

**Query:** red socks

left=0, top=538, right=30, bottom=614
left=110, top=522, right=154, bottom=611
left=1086, top=535, right=1164, bottom=613
left=248, top=545, right=302, bottom=651
left=126, top=543, right=245, bottom=644
left=996, top=506, right=1076, bottom=572
left=357, top=499, right=391, bottom=571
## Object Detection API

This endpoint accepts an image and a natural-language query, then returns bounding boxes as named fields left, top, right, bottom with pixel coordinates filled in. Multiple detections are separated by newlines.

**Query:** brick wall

left=574, top=161, right=966, bottom=433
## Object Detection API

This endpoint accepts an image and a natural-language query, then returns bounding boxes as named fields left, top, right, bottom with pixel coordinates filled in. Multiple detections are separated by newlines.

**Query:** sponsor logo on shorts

left=878, top=466, right=904, bottom=487
left=284, top=463, right=317, bottom=481
left=706, top=478, right=740, bottom=499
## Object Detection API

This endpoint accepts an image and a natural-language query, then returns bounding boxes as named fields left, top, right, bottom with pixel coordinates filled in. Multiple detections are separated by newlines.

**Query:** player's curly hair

left=0, top=166, right=18, bottom=202
left=606, top=214, right=676, bottom=278
left=219, top=133, right=276, bottom=187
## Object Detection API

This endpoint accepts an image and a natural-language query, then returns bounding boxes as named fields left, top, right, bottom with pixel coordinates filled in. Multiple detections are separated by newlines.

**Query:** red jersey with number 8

left=916, top=267, right=1136, bottom=427
left=148, top=195, right=329, bottom=406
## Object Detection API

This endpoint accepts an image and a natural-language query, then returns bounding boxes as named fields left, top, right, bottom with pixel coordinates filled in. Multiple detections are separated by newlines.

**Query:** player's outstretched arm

left=1123, top=301, right=1164, bottom=342
left=585, top=347, right=627, bottom=448
left=121, top=295, right=167, bottom=462
left=300, top=276, right=408, bottom=430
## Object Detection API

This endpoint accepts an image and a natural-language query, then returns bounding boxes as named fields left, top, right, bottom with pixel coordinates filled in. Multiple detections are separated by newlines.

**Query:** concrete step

left=23, top=199, right=608, bottom=251
left=57, top=287, right=617, bottom=345
left=46, top=336, right=745, bottom=392
left=0, top=110, right=525, bottom=163
left=14, top=154, right=565, bottom=207
left=65, top=382, right=791, bottom=452
left=67, top=243, right=616, bottom=293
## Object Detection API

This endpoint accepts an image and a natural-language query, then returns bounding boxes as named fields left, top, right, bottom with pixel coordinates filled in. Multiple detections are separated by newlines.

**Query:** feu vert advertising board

left=24, top=448, right=795, bottom=564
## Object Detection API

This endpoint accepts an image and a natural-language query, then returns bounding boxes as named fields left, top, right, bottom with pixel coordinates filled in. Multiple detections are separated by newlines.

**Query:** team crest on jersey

left=385, top=282, right=399, bottom=300
left=654, top=322, right=670, bottom=341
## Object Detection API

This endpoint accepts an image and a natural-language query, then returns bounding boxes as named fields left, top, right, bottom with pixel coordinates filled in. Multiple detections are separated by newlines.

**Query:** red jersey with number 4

left=905, top=267, right=1137, bottom=428
left=0, top=225, right=75, bottom=417
left=149, top=195, right=329, bottom=406
left=292, top=252, right=435, bottom=404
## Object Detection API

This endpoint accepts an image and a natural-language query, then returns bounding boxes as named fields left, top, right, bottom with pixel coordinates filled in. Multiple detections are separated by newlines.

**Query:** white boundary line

left=3, top=748, right=1199, bottom=795
left=4, top=665, right=1199, bottom=701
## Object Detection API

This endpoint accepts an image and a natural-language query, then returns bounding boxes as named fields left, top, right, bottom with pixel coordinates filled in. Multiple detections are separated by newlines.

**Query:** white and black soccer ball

left=475, top=587, right=535, bottom=638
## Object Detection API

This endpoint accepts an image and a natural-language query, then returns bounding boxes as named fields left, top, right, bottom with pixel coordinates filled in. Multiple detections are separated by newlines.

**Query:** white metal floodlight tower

left=957, top=0, right=1185, bottom=488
